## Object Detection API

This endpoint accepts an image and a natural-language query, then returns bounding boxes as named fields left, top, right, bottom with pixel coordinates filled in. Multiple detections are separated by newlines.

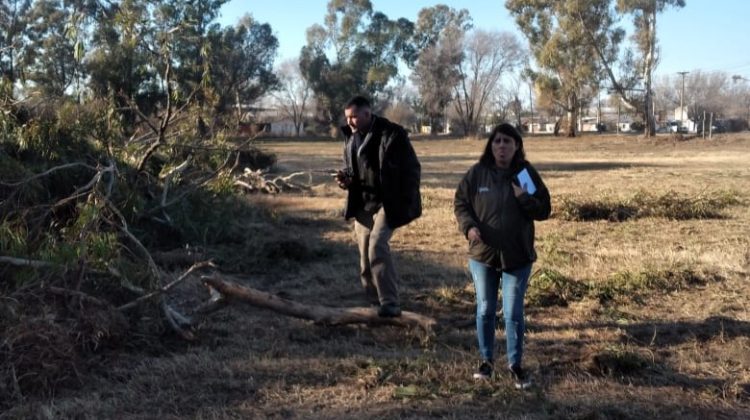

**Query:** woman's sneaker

left=508, top=364, right=532, bottom=389
left=472, top=360, right=493, bottom=380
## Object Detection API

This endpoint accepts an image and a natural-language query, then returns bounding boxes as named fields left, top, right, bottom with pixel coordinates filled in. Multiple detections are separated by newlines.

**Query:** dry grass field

left=8, top=133, right=750, bottom=419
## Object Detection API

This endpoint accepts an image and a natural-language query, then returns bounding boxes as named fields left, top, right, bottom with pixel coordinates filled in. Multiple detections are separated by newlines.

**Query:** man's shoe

left=377, top=303, right=402, bottom=317
left=508, top=364, right=532, bottom=389
left=472, top=360, right=493, bottom=380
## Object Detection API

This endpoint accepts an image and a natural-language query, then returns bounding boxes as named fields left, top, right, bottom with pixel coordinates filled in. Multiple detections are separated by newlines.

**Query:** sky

left=217, top=1, right=750, bottom=80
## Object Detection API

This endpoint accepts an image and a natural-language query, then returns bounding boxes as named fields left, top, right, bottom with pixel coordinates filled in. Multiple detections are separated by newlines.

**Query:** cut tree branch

left=0, top=162, right=98, bottom=187
left=118, top=261, right=215, bottom=311
left=161, top=298, right=196, bottom=341
left=102, top=197, right=162, bottom=284
left=0, top=256, right=55, bottom=268
left=202, top=275, right=437, bottom=331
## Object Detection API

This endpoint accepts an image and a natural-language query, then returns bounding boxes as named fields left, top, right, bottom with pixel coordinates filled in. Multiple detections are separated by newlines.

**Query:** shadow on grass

left=527, top=315, right=749, bottom=410
left=529, top=315, right=750, bottom=346
left=534, top=161, right=661, bottom=172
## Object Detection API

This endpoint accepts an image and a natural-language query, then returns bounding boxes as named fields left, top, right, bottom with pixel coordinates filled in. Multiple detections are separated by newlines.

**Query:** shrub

left=557, top=190, right=743, bottom=222
left=586, top=346, right=652, bottom=376
left=527, top=268, right=588, bottom=307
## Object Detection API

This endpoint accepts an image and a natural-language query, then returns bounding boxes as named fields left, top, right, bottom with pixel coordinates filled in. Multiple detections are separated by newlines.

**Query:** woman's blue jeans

left=468, top=259, right=531, bottom=367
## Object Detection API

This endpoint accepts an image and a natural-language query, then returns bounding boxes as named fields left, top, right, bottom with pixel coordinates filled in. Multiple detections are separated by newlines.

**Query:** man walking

left=335, top=96, right=421, bottom=317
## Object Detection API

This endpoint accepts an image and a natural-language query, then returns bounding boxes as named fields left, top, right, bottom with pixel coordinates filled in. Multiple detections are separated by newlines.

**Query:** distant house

left=235, top=104, right=305, bottom=137
left=674, top=106, right=689, bottom=123
left=527, top=122, right=557, bottom=133
left=671, top=106, right=698, bottom=133
left=579, top=117, right=599, bottom=132
left=267, top=118, right=302, bottom=137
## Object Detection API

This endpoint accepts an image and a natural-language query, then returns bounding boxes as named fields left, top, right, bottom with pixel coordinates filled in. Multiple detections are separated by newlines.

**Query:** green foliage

left=205, top=15, right=279, bottom=115
left=0, top=1, right=287, bottom=406
left=3, top=100, right=115, bottom=164
left=300, top=0, right=414, bottom=126
left=0, top=148, right=32, bottom=186
left=0, top=221, right=27, bottom=256
left=538, top=233, right=571, bottom=266
left=0, top=0, right=33, bottom=86
left=528, top=268, right=588, bottom=307
left=506, top=0, right=612, bottom=136
left=412, top=4, right=472, bottom=53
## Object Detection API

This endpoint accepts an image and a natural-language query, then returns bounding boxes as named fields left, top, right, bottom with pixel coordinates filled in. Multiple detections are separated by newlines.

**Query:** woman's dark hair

left=479, top=123, right=527, bottom=170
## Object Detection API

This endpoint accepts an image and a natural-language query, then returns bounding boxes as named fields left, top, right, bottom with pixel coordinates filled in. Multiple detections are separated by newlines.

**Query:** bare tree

left=685, top=71, right=731, bottom=119
left=490, top=72, right=525, bottom=129
left=453, top=30, right=524, bottom=137
left=654, top=71, right=750, bottom=130
left=730, top=76, right=750, bottom=127
left=272, top=58, right=311, bottom=137
left=573, top=0, right=686, bottom=136
left=652, top=74, right=677, bottom=115
left=384, top=99, right=417, bottom=133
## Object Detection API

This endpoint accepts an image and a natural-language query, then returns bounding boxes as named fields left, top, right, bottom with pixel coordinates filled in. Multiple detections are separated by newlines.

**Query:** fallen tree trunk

left=202, top=276, right=437, bottom=331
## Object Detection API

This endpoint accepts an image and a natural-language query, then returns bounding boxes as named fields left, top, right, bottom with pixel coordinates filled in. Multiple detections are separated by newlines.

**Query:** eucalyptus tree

left=206, top=14, right=279, bottom=118
left=568, top=0, right=687, bottom=136
left=87, top=0, right=155, bottom=120
left=615, top=0, right=685, bottom=135
left=299, top=0, right=414, bottom=131
left=0, top=0, right=32, bottom=88
left=507, top=0, right=605, bottom=137
left=409, top=4, right=471, bottom=134
left=21, top=0, right=96, bottom=98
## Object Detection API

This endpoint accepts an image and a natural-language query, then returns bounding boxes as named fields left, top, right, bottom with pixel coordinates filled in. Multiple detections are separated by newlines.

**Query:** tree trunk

left=566, top=93, right=578, bottom=137
left=235, top=89, right=243, bottom=125
left=514, top=95, right=522, bottom=130
left=643, top=9, right=657, bottom=137
left=430, top=115, right=438, bottom=135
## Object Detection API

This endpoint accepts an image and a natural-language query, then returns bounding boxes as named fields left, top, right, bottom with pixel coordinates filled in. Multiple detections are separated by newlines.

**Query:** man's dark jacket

left=341, top=115, right=421, bottom=229
left=454, top=162, right=551, bottom=270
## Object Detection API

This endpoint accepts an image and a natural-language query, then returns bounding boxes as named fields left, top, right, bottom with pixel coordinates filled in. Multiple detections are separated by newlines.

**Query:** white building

left=267, top=118, right=303, bottom=137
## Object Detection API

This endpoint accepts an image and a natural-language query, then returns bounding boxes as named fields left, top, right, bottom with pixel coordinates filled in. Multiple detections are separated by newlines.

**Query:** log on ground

left=202, top=276, right=437, bottom=331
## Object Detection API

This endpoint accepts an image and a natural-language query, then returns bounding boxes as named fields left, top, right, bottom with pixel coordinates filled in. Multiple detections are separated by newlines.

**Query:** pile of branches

left=0, top=90, right=366, bottom=408
left=0, top=147, right=222, bottom=403
left=234, top=168, right=312, bottom=194
left=0, top=96, right=285, bottom=405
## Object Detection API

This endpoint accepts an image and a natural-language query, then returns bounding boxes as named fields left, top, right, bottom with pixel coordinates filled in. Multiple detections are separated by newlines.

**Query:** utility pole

left=529, top=82, right=534, bottom=134
left=678, top=71, right=689, bottom=124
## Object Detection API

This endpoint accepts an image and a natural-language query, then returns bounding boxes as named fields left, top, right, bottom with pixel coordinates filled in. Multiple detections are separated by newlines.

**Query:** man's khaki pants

left=354, top=208, right=399, bottom=306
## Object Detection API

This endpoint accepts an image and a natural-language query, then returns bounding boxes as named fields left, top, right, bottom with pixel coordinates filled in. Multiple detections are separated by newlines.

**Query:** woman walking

left=454, top=123, right=551, bottom=388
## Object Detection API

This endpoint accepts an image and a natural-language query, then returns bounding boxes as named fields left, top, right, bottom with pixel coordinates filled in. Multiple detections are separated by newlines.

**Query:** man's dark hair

left=345, top=95, right=371, bottom=109
left=479, top=123, right=527, bottom=170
